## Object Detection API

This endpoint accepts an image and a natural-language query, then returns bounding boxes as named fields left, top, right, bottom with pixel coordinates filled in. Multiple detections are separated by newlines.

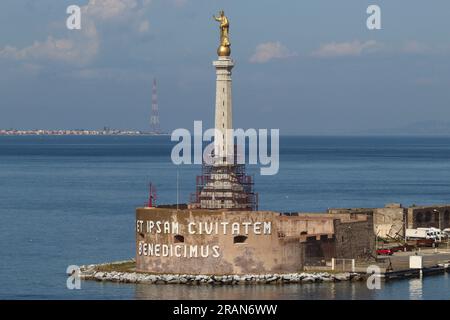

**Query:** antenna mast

left=150, top=78, right=160, bottom=134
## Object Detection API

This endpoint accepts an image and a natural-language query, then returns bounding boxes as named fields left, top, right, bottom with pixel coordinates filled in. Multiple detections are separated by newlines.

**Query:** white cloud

left=138, top=20, right=150, bottom=33
left=312, top=40, right=381, bottom=58
left=84, top=0, right=138, bottom=20
left=0, top=0, right=152, bottom=67
left=249, top=42, right=296, bottom=64
left=401, top=41, right=433, bottom=54
left=400, top=41, right=450, bottom=56
left=0, top=26, right=99, bottom=65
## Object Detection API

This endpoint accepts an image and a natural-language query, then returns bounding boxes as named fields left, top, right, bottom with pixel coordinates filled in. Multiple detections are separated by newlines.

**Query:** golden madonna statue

left=213, top=10, right=231, bottom=56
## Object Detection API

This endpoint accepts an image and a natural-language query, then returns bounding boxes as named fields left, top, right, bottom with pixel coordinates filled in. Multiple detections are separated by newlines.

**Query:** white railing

left=331, top=258, right=356, bottom=272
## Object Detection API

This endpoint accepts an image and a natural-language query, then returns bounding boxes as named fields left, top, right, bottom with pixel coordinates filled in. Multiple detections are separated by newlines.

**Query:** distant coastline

left=0, top=129, right=169, bottom=136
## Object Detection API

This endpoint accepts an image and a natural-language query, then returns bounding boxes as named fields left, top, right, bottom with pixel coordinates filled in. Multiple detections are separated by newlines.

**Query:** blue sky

left=1, top=0, right=450, bottom=134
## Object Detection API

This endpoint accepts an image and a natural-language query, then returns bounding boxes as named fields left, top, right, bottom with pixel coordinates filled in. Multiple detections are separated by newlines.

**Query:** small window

left=174, top=235, right=184, bottom=243
left=234, top=235, right=248, bottom=244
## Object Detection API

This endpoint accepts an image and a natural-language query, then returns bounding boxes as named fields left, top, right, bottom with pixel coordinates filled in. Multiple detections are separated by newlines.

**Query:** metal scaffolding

left=190, top=147, right=258, bottom=211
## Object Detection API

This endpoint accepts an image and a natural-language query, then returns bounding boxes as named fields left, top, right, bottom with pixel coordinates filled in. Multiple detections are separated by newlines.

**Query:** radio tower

left=150, top=78, right=160, bottom=134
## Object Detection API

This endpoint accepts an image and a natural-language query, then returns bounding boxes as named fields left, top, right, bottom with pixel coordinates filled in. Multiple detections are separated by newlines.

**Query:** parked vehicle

left=433, top=228, right=447, bottom=240
left=406, top=228, right=435, bottom=240
left=417, top=227, right=444, bottom=241
left=376, top=248, right=393, bottom=255
left=442, top=228, right=450, bottom=237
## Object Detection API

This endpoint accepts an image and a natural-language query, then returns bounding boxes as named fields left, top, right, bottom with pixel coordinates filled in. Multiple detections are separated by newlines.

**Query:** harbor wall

left=135, top=208, right=374, bottom=274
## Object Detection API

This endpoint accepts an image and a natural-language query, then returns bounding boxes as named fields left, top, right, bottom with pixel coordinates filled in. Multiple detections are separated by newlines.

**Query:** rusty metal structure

left=147, top=182, right=157, bottom=207
left=190, top=147, right=258, bottom=210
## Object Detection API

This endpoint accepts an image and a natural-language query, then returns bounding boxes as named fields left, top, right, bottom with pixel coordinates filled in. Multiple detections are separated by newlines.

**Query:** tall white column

left=213, top=56, right=234, bottom=164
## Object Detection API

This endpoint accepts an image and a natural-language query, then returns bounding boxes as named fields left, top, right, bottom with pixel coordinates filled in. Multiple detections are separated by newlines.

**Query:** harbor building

left=136, top=208, right=374, bottom=274
left=329, top=204, right=450, bottom=239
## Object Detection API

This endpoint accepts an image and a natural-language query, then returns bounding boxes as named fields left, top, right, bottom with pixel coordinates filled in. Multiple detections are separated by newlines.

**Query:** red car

left=376, top=248, right=393, bottom=255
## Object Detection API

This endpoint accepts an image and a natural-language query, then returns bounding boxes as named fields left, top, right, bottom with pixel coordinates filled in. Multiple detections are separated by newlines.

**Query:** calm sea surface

left=1, top=135, right=450, bottom=300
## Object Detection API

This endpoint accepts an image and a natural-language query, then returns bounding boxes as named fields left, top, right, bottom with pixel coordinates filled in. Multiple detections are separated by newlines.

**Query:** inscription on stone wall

left=136, top=220, right=272, bottom=258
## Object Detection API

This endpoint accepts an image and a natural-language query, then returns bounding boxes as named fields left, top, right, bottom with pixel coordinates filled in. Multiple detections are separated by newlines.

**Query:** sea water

left=1, top=135, right=450, bottom=299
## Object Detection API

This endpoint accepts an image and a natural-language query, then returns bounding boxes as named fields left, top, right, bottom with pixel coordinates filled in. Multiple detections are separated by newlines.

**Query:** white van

left=418, top=227, right=442, bottom=241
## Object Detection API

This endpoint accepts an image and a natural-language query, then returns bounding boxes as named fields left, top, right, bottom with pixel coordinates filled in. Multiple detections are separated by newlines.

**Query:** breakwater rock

left=78, top=261, right=366, bottom=285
